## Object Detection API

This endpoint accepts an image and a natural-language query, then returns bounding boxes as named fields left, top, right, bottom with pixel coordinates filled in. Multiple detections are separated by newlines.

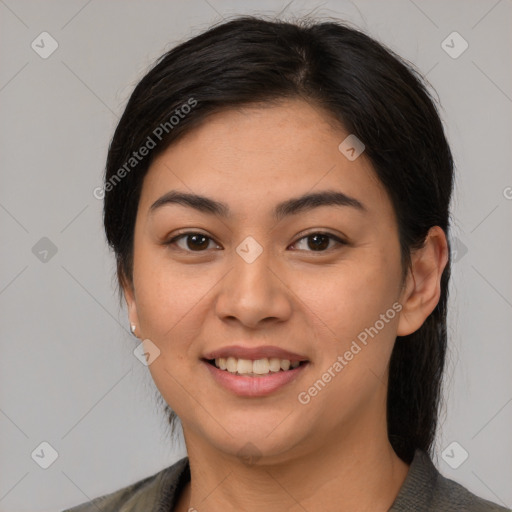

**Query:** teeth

left=269, top=358, right=281, bottom=372
left=213, top=357, right=303, bottom=375
left=252, top=358, right=269, bottom=374
left=226, top=357, right=237, bottom=372
left=237, top=358, right=253, bottom=374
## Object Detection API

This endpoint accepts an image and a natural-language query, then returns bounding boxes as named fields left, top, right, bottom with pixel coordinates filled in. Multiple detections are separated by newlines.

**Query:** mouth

left=202, top=357, right=309, bottom=377
left=201, top=356, right=310, bottom=397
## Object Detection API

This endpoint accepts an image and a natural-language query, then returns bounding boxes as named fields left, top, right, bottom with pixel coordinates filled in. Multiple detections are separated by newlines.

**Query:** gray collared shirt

left=62, top=449, right=510, bottom=511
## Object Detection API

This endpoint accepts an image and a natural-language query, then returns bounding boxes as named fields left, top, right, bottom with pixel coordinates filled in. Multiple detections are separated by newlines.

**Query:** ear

left=120, top=272, right=140, bottom=334
left=397, top=226, right=449, bottom=336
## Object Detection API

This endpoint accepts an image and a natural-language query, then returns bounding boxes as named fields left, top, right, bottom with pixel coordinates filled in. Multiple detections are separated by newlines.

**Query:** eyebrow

left=149, top=189, right=366, bottom=221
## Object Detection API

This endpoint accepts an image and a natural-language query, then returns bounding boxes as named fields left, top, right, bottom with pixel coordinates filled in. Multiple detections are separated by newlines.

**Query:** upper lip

left=203, top=345, right=309, bottom=362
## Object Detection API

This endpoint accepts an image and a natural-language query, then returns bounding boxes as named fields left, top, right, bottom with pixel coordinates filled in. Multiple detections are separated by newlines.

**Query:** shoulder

left=390, top=450, right=510, bottom=511
left=61, top=456, right=189, bottom=512
left=431, top=462, right=510, bottom=511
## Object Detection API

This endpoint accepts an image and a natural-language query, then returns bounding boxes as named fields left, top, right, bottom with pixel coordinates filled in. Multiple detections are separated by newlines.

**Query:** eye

left=166, top=232, right=220, bottom=252
left=289, top=232, right=347, bottom=252
left=165, top=230, right=347, bottom=254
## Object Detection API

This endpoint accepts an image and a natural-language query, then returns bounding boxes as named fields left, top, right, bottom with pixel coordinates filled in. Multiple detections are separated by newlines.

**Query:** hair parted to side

left=103, top=14, right=454, bottom=464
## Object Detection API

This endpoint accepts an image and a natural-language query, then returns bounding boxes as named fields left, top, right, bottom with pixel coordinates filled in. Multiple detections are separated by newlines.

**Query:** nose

left=214, top=242, right=293, bottom=329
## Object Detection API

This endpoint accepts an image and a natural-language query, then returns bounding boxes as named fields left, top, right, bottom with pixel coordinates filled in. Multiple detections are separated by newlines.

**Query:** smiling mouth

left=203, top=357, right=309, bottom=377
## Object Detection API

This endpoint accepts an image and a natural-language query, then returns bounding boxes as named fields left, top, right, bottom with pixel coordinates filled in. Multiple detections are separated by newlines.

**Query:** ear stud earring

left=130, top=324, right=136, bottom=335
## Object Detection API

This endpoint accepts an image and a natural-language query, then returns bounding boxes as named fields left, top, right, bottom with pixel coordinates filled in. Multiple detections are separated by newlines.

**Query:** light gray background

left=0, top=1, right=511, bottom=510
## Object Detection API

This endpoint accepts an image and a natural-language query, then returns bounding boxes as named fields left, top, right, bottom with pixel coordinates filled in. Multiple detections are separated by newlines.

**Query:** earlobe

left=121, top=275, right=139, bottom=333
left=396, top=226, right=449, bottom=337
left=126, top=292, right=139, bottom=329
left=126, top=296, right=140, bottom=338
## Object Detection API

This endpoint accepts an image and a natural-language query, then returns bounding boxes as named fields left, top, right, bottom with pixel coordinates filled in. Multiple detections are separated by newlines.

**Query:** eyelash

left=165, top=231, right=347, bottom=254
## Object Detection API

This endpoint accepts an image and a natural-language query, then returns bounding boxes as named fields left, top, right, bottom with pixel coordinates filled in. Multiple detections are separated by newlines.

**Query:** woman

left=63, top=15, right=509, bottom=512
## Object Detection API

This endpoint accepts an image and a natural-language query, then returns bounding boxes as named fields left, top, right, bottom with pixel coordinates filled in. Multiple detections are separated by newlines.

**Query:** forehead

left=138, top=99, right=389, bottom=219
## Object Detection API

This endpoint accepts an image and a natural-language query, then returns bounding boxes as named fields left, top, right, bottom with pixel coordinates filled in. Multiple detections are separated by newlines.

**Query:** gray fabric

left=62, top=449, right=510, bottom=511
left=388, top=451, right=510, bottom=511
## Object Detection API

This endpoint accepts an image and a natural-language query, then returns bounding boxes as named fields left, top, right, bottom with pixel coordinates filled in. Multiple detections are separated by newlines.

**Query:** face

left=125, top=99, right=408, bottom=463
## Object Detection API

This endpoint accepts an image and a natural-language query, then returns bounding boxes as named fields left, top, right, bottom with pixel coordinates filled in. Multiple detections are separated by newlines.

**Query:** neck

left=176, top=421, right=410, bottom=512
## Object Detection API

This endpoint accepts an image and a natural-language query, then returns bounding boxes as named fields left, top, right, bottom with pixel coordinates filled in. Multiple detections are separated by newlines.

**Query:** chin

left=202, top=420, right=310, bottom=465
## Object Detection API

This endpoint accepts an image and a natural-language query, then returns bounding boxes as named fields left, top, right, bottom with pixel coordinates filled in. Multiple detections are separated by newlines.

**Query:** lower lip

left=202, top=360, right=309, bottom=397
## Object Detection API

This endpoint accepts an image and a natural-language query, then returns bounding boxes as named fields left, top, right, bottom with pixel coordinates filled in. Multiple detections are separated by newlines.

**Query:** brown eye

left=167, top=232, right=218, bottom=252
left=291, top=232, right=346, bottom=252
left=165, top=231, right=346, bottom=254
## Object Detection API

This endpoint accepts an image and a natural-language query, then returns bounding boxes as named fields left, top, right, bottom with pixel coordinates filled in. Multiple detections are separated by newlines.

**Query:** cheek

left=132, top=264, right=209, bottom=417
left=132, top=245, right=227, bottom=366
left=133, top=241, right=185, bottom=317
left=294, top=253, right=401, bottom=337
left=135, top=271, right=202, bottom=343
left=291, top=249, right=402, bottom=410
left=294, top=263, right=401, bottom=425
